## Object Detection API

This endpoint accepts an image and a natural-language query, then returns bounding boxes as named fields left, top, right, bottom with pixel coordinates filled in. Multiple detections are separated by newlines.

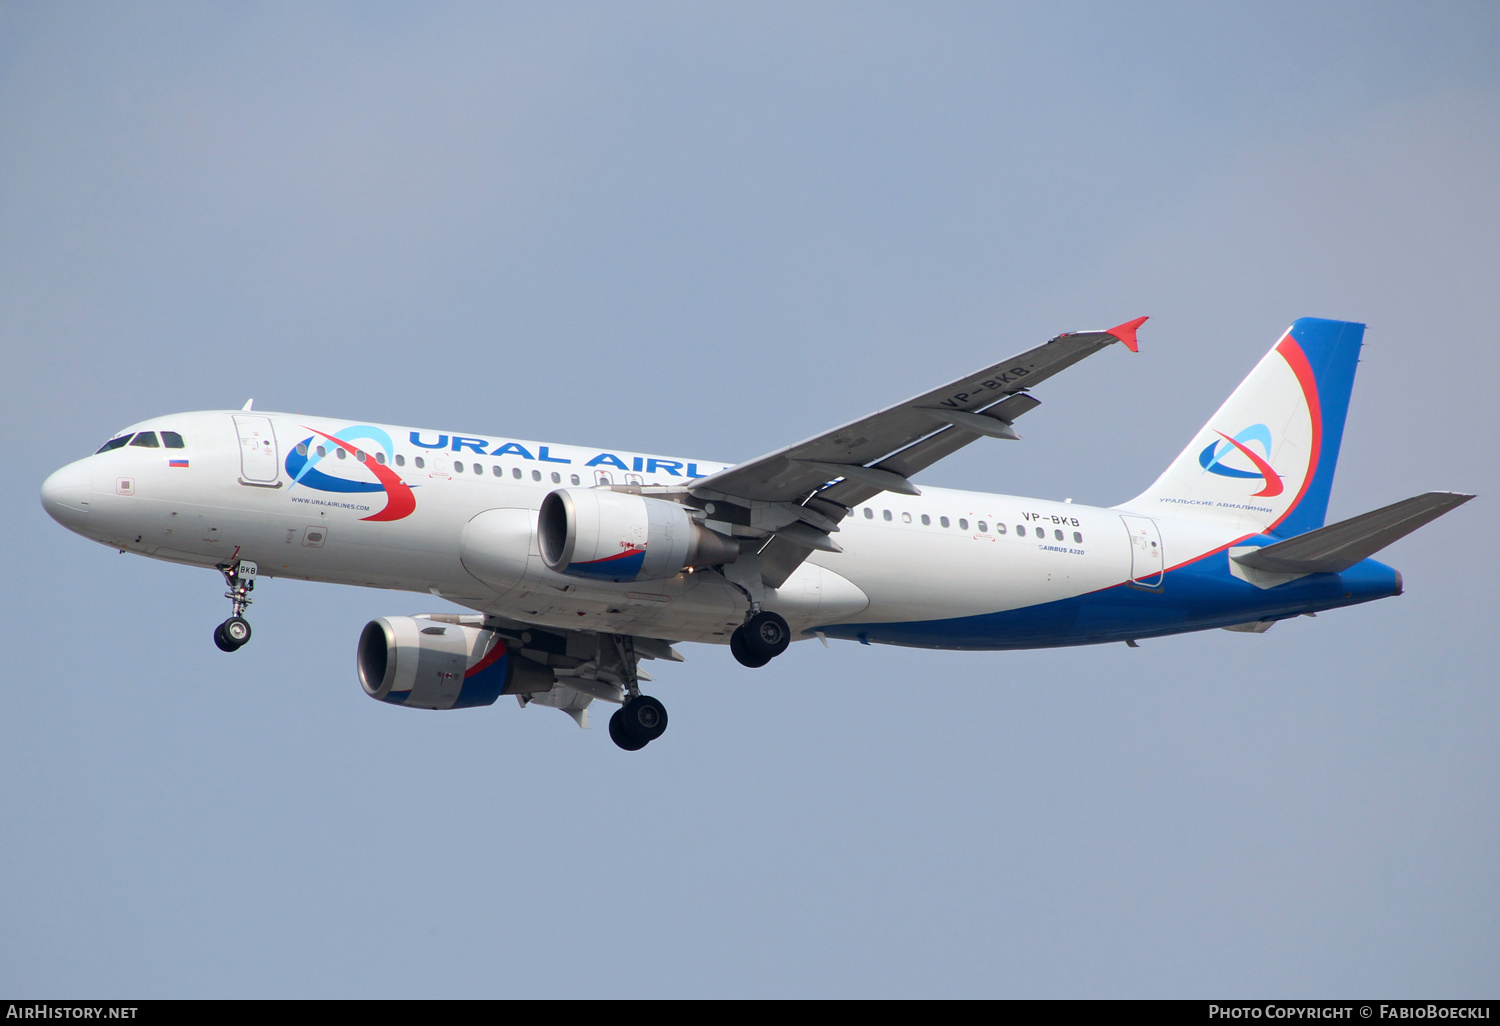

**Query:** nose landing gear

left=213, top=560, right=257, bottom=652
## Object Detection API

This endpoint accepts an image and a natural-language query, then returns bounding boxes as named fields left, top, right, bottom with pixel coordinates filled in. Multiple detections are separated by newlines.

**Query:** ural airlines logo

left=1198, top=424, right=1283, bottom=498
left=285, top=425, right=417, bottom=522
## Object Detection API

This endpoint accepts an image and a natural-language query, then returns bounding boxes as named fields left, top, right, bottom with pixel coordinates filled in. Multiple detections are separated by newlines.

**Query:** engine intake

left=357, top=617, right=554, bottom=709
left=538, top=488, right=739, bottom=582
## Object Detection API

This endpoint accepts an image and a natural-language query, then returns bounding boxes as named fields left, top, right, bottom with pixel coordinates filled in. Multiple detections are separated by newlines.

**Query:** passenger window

left=415, top=457, right=425, bottom=469
left=883, top=510, right=893, bottom=521
left=336, top=448, right=346, bottom=460
left=978, top=521, right=988, bottom=533
left=532, top=470, right=542, bottom=482
left=473, top=463, right=482, bottom=475
left=161, top=431, right=185, bottom=448
left=316, top=446, right=327, bottom=457
left=296, top=443, right=309, bottom=456
left=551, top=472, right=561, bottom=484
left=864, top=508, right=874, bottom=519
left=1055, top=529, right=1064, bottom=541
left=454, top=461, right=463, bottom=473
left=940, top=516, right=950, bottom=528
left=1016, top=525, right=1025, bottom=537
left=997, top=523, right=1007, bottom=535
left=376, top=452, right=386, bottom=465
left=570, top=475, right=580, bottom=485
left=356, top=451, right=366, bottom=462
left=1074, top=531, right=1083, bottom=543
left=920, top=514, right=930, bottom=526
left=901, top=512, right=912, bottom=524
left=958, top=519, right=968, bottom=530
left=95, top=435, right=131, bottom=454
left=395, top=454, right=405, bottom=467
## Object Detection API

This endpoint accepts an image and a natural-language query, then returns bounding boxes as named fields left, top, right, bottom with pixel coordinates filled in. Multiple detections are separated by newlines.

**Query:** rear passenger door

left=1120, top=514, right=1164, bottom=588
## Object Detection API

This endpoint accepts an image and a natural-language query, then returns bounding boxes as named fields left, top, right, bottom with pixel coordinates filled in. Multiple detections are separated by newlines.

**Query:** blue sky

left=2, top=2, right=1496, bottom=996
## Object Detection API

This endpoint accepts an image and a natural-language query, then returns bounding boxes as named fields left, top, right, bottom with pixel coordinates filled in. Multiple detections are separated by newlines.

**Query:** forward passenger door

left=233, top=415, right=281, bottom=487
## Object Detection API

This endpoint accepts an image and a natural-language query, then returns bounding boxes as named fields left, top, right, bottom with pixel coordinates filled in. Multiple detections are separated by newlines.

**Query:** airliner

left=40, top=317, right=1471, bottom=750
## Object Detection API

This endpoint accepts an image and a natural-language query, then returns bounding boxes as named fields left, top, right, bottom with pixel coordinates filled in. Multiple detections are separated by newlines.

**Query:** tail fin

left=1122, top=317, right=1365, bottom=538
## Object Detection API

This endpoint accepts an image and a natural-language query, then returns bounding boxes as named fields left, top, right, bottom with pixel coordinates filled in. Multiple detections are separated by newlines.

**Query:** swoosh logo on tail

left=1212, top=430, right=1283, bottom=497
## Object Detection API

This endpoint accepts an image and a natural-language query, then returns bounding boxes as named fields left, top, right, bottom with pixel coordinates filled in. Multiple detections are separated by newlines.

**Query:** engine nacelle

left=538, top=488, right=739, bottom=582
left=357, top=617, right=554, bottom=710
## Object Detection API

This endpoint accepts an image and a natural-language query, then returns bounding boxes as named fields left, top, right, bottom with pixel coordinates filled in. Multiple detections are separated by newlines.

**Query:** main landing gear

left=730, top=609, right=790, bottom=668
left=213, top=560, right=257, bottom=652
left=609, top=695, right=668, bottom=751
left=605, top=608, right=788, bottom=750
left=603, top=634, right=670, bottom=752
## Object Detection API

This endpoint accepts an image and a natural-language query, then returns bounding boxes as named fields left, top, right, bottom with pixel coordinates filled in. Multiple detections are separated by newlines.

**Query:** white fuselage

left=44, top=409, right=1237, bottom=646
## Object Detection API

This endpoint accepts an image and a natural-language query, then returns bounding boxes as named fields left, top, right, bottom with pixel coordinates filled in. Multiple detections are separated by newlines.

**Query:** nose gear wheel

left=214, top=615, right=252, bottom=652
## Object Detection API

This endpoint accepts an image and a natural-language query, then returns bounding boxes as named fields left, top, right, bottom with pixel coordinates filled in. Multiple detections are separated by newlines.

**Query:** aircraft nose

left=41, top=460, right=93, bottom=529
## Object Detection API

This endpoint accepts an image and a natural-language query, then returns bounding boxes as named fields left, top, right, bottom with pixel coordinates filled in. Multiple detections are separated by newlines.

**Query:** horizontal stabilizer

left=1232, top=492, right=1474, bottom=575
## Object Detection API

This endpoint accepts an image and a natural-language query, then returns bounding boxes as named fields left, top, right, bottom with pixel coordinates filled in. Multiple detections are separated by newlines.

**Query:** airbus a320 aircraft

left=41, top=317, right=1471, bottom=750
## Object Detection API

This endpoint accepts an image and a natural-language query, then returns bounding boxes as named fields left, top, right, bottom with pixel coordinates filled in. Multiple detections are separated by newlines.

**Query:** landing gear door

left=233, top=415, right=281, bottom=487
left=1120, top=514, right=1164, bottom=588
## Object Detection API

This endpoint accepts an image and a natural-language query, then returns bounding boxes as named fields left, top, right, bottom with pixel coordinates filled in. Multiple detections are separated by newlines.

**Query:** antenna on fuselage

left=241, top=399, right=254, bottom=411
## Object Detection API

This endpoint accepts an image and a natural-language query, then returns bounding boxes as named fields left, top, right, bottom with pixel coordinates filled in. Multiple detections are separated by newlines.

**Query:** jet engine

left=538, top=488, right=739, bottom=582
left=357, top=616, right=554, bottom=709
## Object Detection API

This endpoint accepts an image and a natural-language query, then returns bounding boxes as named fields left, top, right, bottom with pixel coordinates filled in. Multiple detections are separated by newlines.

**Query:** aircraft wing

left=689, top=317, right=1147, bottom=587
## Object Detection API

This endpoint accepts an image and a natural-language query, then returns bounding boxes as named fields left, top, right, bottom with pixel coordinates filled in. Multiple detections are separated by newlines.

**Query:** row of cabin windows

left=95, top=430, right=186, bottom=454
left=861, top=506, right=1083, bottom=544
left=451, top=461, right=581, bottom=486
left=293, top=443, right=585, bottom=485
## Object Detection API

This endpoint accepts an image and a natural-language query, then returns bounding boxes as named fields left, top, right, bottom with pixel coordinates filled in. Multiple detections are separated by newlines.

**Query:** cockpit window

left=130, top=432, right=160, bottom=448
left=95, top=435, right=131, bottom=454
left=161, top=431, right=185, bottom=448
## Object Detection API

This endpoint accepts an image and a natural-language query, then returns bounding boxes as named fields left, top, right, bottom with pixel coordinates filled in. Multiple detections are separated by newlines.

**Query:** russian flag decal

left=169, top=459, right=189, bottom=468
